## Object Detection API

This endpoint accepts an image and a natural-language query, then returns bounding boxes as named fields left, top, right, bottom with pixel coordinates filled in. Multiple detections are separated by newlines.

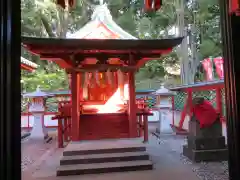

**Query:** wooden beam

left=38, top=52, right=162, bottom=61
left=66, top=64, right=137, bottom=72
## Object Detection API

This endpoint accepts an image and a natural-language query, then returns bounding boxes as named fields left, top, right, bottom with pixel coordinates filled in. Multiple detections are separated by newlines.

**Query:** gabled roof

left=66, top=4, right=137, bottom=40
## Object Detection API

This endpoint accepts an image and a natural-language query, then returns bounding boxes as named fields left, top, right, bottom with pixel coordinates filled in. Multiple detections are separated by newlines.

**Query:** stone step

left=60, top=152, right=150, bottom=165
left=57, top=160, right=153, bottom=176
left=183, top=145, right=228, bottom=162
left=63, top=142, right=146, bottom=156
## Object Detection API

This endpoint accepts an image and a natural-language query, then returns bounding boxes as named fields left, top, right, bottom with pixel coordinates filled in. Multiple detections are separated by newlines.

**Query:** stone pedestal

left=159, top=109, right=172, bottom=134
left=30, top=113, right=47, bottom=140
left=183, top=118, right=228, bottom=162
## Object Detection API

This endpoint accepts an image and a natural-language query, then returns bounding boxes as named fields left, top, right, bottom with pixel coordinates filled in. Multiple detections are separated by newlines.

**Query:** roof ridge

left=67, top=4, right=136, bottom=39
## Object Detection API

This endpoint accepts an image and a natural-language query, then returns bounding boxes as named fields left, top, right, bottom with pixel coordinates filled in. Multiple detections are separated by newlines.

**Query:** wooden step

left=63, top=141, right=146, bottom=156
left=60, top=152, right=150, bottom=165
left=57, top=160, right=153, bottom=176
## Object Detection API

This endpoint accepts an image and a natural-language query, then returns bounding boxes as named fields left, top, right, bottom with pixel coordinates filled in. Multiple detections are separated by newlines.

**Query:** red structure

left=170, top=80, right=225, bottom=132
left=230, top=0, right=240, bottom=15
left=22, top=4, right=182, bottom=145
left=144, top=0, right=162, bottom=11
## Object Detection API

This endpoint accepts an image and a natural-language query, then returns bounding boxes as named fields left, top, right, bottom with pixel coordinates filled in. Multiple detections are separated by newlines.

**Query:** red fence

left=170, top=80, right=226, bottom=133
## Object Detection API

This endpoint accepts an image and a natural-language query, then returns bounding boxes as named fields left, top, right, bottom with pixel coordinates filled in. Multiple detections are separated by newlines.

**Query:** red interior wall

left=79, top=113, right=129, bottom=140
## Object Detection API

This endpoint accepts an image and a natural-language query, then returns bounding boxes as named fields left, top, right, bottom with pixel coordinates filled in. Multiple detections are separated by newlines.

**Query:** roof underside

left=22, top=37, right=183, bottom=69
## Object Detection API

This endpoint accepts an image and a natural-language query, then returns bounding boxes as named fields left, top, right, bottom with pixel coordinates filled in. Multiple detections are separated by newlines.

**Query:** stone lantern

left=152, top=84, right=175, bottom=134
left=23, top=86, right=52, bottom=140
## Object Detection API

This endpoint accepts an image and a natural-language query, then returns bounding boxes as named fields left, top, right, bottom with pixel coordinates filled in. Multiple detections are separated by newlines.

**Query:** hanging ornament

left=117, top=69, right=124, bottom=99
left=106, top=69, right=113, bottom=85
left=101, top=72, right=107, bottom=87
left=229, top=0, right=240, bottom=15
left=56, top=0, right=75, bottom=9
left=95, top=71, right=100, bottom=86
left=117, top=69, right=124, bottom=86
left=84, top=72, right=89, bottom=87
left=144, top=0, right=162, bottom=12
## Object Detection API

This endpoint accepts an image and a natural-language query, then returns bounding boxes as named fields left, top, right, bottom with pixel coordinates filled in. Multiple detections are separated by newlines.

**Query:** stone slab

left=60, top=152, right=149, bottom=165
left=63, top=139, right=146, bottom=156
left=187, top=136, right=226, bottom=150
left=183, top=145, right=228, bottom=162
left=57, top=160, right=153, bottom=176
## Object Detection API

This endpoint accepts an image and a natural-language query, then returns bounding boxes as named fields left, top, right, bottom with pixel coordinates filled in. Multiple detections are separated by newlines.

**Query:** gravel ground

left=21, top=129, right=229, bottom=180
left=153, top=134, right=229, bottom=180
left=21, top=137, right=56, bottom=172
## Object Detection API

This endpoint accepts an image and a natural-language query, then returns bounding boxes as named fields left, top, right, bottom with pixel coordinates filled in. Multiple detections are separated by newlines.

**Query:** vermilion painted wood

left=170, top=81, right=226, bottom=130
left=79, top=113, right=129, bottom=140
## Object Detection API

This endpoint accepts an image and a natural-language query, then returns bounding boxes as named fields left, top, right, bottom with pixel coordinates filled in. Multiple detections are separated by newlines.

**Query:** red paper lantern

left=56, top=0, right=75, bottom=9
left=229, top=0, right=240, bottom=15
left=144, top=0, right=162, bottom=11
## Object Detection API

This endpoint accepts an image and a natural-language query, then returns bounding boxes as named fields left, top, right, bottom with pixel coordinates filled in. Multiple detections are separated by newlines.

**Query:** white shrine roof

left=153, top=84, right=175, bottom=95
left=23, top=87, right=52, bottom=98
left=21, top=57, right=38, bottom=69
left=67, top=4, right=137, bottom=40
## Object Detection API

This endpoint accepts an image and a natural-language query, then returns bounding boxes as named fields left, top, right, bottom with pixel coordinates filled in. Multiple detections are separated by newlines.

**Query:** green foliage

left=21, top=0, right=222, bottom=91
left=21, top=69, right=68, bottom=92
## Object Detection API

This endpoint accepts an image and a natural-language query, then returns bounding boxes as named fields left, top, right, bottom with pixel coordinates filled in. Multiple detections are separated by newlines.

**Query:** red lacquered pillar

left=143, top=115, right=148, bottom=143
left=216, top=88, right=223, bottom=117
left=128, top=71, right=137, bottom=137
left=58, top=118, right=63, bottom=148
left=71, top=71, right=80, bottom=141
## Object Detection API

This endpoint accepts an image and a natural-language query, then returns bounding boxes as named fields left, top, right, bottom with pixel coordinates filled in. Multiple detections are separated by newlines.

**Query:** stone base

left=183, top=117, right=228, bottom=162
left=187, top=136, right=226, bottom=150
left=183, top=145, right=228, bottom=162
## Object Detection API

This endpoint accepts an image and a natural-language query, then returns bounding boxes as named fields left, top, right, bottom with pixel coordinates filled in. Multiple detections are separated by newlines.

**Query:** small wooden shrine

left=22, top=3, right=182, bottom=142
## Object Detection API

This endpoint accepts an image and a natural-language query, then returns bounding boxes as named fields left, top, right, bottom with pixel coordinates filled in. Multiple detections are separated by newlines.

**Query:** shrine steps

left=57, top=140, right=153, bottom=176
left=60, top=152, right=150, bottom=165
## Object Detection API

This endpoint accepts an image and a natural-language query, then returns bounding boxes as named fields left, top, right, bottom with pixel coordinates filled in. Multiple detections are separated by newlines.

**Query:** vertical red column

left=179, top=90, right=192, bottom=129
left=216, top=88, right=223, bottom=117
left=128, top=71, right=137, bottom=137
left=171, top=95, right=175, bottom=126
left=71, top=71, right=79, bottom=141
left=27, top=102, right=30, bottom=129
left=58, top=118, right=63, bottom=148
left=143, top=115, right=148, bottom=143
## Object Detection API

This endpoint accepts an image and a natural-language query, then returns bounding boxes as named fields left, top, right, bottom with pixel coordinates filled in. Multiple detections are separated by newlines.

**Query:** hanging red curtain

left=229, top=0, right=240, bottom=15
left=202, top=58, right=214, bottom=81
left=56, top=0, right=75, bottom=9
left=144, top=0, right=162, bottom=11
left=213, top=57, right=224, bottom=79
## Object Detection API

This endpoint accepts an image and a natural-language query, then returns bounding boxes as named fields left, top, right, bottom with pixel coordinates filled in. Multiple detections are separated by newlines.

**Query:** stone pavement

left=22, top=133, right=229, bottom=180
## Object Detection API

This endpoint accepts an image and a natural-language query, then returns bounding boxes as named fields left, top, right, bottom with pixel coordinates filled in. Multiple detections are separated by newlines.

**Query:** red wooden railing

left=170, top=80, right=225, bottom=132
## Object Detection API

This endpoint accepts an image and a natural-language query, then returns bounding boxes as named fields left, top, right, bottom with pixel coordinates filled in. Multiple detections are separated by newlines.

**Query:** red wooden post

left=71, top=71, right=79, bottom=141
left=64, top=117, right=68, bottom=142
left=171, top=95, right=175, bottom=125
left=66, top=117, right=71, bottom=141
left=128, top=71, right=137, bottom=137
left=216, top=88, right=223, bottom=117
left=179, top=90, right=192, bottom=129
left=27, top=102, right=30, bottom=129
left=58, top=118, right=63, bottom=148
left=139, top=115, right=143, bottom=137
left=143, top=115, right=148, bottom=143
